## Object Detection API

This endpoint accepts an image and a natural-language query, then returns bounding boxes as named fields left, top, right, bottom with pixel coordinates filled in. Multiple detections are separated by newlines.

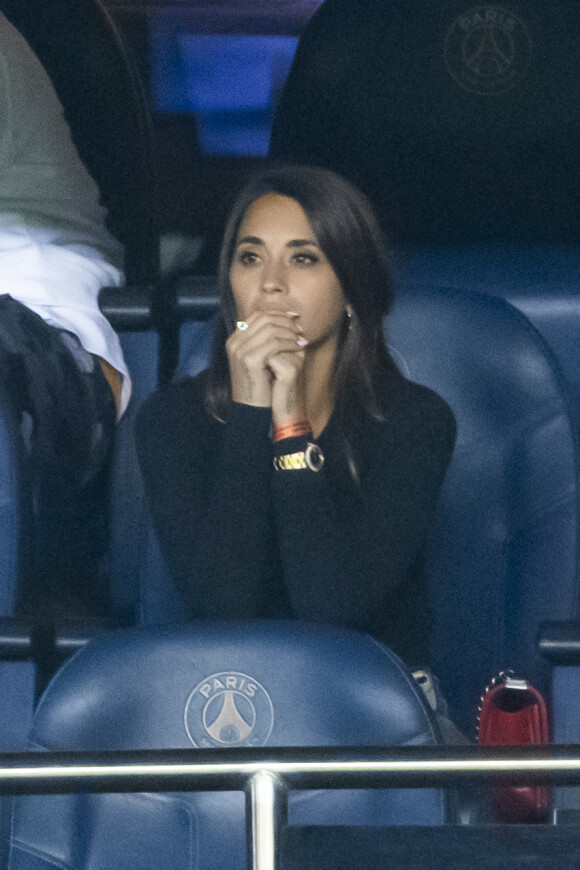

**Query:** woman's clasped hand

left=227, top=309, right=308, bottom=422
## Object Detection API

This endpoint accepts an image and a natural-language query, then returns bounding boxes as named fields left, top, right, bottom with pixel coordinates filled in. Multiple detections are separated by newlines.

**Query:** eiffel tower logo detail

left=204, top=691, right=255, bottom=744
left=463, top=16, right=513, bottom=79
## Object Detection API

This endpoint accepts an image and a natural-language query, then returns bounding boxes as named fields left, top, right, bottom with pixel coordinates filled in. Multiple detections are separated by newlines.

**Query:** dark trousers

left=0, top=295, right=116, bottom=620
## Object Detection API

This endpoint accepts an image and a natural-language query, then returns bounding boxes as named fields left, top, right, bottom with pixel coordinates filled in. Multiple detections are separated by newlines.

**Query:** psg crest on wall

left=444, top=6, right=532, bottom=95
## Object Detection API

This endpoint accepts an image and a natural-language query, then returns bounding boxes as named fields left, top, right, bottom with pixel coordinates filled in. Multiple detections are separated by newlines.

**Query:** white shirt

left=0, top=12, right=131, bottom=413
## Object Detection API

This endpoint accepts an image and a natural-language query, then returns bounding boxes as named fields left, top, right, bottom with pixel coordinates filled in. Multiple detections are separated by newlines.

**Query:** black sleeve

left=271, top=384, right=456, bottom=638
left=136, top=380, right=281, bottom=618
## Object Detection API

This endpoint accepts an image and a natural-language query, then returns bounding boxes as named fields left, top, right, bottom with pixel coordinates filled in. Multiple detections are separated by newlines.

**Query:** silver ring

left=236, top=321, right=249, bottom=331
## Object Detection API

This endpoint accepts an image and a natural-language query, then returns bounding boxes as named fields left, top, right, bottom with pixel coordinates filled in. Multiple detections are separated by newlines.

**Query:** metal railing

left=3, top=744, right=580, bottom=869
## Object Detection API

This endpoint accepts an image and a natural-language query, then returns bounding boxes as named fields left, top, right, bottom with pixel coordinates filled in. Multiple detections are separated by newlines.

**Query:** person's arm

left=136, top=380, right=281, bottom=618
left=99, top=358, right=123, bottom=417
left=271, top=385, right=456, bottom=636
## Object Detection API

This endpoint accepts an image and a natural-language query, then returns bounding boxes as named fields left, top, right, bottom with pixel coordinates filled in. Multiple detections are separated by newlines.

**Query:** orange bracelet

left=273, top=420, right=311, bottom=442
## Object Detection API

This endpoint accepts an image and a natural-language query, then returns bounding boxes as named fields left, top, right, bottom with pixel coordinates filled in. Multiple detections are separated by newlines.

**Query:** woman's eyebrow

left=287, top=239, right=320, bottom=248
left=236, top=235, right=263, bottom=246
left=236, top=236, right=320, bottom=248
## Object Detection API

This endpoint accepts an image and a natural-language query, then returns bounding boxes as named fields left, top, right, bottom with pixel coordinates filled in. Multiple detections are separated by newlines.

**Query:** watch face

left=305, top=442, right=324, bottom=472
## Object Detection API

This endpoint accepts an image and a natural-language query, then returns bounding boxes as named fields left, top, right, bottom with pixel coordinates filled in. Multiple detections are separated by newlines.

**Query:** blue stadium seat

left=394, top=244, right=580, bottom=434
left=7, top=621, right=451, bottom=869
left=175, top=285, right=579, bottom=735
left=0, top=408, right=18, bottom=618
left=107, top=330, right=162, bottom=626
left=386, top=286, right=579, bottom=733
left=0, top=404, right=34, bottom=754
left=117, top=316, right=215, bottom=627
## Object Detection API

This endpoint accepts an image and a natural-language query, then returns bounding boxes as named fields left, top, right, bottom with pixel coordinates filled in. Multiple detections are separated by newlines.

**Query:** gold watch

left=273, top=442, right=324, bottom=472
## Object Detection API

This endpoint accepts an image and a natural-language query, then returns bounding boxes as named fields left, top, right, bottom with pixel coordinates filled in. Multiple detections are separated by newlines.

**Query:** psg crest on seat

left=184, top=671, right=275, bottom=747
left=444, top=5, right=532, bottom=95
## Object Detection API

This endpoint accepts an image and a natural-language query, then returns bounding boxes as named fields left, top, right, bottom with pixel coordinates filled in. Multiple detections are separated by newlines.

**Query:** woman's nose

left=261, top=260, right=286, bottom=293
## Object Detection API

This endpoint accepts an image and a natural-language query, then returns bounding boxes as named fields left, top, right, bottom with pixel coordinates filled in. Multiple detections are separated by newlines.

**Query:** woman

left=136, top=165, right=456, bottom=668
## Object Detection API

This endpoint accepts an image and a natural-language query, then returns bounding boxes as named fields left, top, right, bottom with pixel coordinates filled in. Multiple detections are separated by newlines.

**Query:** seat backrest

left=0, top=394, right=35, bottom=754
left=0, top=0, right=157, bottom=285
left=394, top=243, right=580, bottom=434
left=0, top=395, right=35, bottom=754
left=107, top=331, right=162, bottom=625
left=8, top=621, right=450, bottom=869
left=106, top=321, right=210, bottom=628
left=270, top=0, right=579, bottom=246
left=109, top=318, right=216, bottom=628
left=386, top=286, right=579, bottom=732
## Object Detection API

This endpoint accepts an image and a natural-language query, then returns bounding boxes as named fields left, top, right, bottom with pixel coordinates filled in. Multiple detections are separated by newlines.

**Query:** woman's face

left=229, top=193, right=346, bottom=349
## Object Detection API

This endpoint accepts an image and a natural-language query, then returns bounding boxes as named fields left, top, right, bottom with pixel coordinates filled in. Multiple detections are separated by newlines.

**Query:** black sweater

left=136, top=369, right=456, bottom=667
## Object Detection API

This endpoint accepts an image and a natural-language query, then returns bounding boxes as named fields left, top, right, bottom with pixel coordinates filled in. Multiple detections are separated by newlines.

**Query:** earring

left=345, top=307, right=353, bottom=331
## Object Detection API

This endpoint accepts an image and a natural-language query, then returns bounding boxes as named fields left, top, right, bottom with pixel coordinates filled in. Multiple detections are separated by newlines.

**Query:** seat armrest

left=0, top=615, right=116, bottom=699
left=538, top=621, right=580, bottom=665
left=173, top=275, right=218, bottom=321
left=99, top=285, right=156, bottom=331
left=99, top=277, right=218, bottom=332
left=0, top=617, right=34, bottom=660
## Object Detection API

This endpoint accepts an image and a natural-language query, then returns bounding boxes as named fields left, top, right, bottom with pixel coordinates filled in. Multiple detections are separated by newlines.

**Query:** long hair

left=205, top=164, right=398, bottom=433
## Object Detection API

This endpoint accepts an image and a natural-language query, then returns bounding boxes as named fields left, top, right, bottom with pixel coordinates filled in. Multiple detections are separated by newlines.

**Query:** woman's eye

left=292, top=252, right=319, bottom=266
left=238, top=251, right=259, bottom=265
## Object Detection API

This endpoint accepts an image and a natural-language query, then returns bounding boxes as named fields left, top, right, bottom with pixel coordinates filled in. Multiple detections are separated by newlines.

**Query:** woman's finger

left=268, top=347, right=306, bottom=381
left=228, top=315, right=305, bottom=367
